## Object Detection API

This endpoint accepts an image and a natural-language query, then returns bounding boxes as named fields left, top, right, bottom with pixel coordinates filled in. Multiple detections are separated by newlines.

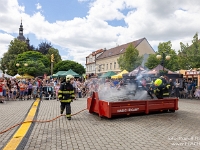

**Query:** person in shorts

left=0, top=78, right=4, bottom=103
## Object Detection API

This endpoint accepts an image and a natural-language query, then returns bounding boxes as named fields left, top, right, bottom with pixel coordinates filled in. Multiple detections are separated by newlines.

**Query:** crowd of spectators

left=0, top=76, right=128, bottom=103
left=0, top=75, right=199, bottom=103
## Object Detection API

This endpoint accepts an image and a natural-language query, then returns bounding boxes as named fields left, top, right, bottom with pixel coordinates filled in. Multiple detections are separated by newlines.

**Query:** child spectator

left=12, top=86, right=17, bottom=101
left=77, top=85, right=82, bottom=98
left=194, top=87, right=200, bottom=99
left=32, top=83, right=38, bottom=100
left=55, top=82, right=60, bottom=101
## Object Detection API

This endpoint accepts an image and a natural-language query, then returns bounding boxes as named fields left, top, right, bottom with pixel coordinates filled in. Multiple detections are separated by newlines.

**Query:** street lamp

left=156, top=52, right=171, bottom=71
left=16, top=63, right=28, bottom=67
left=16, top=62, right=29, bottom=76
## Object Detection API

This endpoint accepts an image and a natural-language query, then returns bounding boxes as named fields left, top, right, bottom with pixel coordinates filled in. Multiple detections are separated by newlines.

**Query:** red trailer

left=87, top=92, right=178, bottom=118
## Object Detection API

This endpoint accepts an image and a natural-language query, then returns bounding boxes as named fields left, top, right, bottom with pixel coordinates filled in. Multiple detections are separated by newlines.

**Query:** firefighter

left=163, top=83, right=171, bottom=97
left=147, top=80, right=155, bottom=99
left=153, top=76, right=168, bottom=99
left=58, top=75, right=75, bottom=120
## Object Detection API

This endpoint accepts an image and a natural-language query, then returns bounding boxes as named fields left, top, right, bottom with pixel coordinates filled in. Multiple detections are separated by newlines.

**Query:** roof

left=86, top=49, right=104, bottom=58
left=59, top=69, right=80, bottom=77
left=129, top=66, right=145, bottom=76
left=144, top=64, right=178, bottom=74
left=96, top=38, right=145, bottom=60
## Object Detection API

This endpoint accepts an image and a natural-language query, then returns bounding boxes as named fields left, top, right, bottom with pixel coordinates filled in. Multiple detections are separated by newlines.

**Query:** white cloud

left=0, top=33, right=14, bottom=58
left=36, top=3, right=42, bottom=10
left=0, top=0, right=200, bottom=66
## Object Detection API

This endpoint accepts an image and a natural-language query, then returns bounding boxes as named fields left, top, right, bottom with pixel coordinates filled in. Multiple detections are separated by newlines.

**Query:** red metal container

left=87, top=92, right=178, bottom=118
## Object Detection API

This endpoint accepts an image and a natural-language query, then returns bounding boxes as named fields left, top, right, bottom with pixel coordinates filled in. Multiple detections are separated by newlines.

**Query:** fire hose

left=0, top=108, right=87, bottom=134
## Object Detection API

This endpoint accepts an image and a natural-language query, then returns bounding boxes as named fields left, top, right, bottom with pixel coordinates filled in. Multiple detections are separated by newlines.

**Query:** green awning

left=100, top=71, right=117, bottom=78
left=52, top=71, right=68, bottom=78
left=59, top=69, right=80, bottom=77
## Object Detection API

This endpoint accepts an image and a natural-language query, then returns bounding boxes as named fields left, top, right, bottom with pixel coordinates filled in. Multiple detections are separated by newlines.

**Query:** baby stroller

left=81, top=88, right=87, bottom=98
left=43, top=86, right=56, bottom=100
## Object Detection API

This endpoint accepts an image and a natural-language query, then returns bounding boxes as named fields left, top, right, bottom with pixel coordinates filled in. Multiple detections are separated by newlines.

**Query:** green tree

left=54, top=60, right=85, bottom=75
left=145, top=41, right=179, bottom=71
left=37, top=42, right=52, bottom=55
left=0, top=39, right=29, bottom=75
left=117, top=44, right=143, bottom=72
left=15, top=51, right=50, bottom=77
left=178, top=33, right=200, bottom=69
left=144, top=54, right=160, bottom=69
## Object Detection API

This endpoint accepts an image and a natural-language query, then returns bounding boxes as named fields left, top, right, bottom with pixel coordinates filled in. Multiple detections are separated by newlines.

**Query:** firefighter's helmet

left=66, top=75, right=74, bottom=81
left=154, top=78, right=162, bottom=87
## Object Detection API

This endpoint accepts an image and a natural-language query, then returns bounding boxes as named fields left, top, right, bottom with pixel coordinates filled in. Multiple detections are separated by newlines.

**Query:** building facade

left=85, top=49, right=104, bottom=75
left=95, top=38, right=155, bottom=75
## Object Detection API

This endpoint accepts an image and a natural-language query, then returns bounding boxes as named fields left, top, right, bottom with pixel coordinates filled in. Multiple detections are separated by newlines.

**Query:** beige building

left=95, top=38, right=155, bottom=75
left=85, top=49, right=104, bottom=75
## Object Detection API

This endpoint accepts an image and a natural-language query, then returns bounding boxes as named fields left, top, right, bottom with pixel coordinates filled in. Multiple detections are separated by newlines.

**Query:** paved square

left=1, top=98, right=200, bottom=150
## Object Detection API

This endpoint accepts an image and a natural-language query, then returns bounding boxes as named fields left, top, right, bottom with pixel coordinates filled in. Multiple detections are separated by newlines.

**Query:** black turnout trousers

left=60, top=102, right=71, bottom=115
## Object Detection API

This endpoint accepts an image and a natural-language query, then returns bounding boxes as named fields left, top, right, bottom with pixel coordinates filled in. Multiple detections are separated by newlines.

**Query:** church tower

left=17, top=19, right=29, bottom=45
left=17, top=20, right=26, bottom=41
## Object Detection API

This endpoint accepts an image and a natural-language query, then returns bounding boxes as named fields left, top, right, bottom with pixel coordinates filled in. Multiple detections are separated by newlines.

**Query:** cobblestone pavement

left=1, top=98, right=200, bottom=150
left=0, top=100, right=34, bottom=149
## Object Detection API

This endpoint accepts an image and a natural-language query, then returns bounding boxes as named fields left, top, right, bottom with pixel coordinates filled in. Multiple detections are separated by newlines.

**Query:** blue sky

left=18, top=0, right=89, bottom=22
left=0, top=0, right=200, bottom=66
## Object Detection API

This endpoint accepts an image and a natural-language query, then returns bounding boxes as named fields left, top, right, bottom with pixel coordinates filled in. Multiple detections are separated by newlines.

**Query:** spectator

left=27, top=82, right=33, bottom=100
left=32, top=83, right=38, bottom=100
left=168, top=79, right=174, bottom=97
left=174, top=78, right=180, bottom=98
left=194, top=86, right=200, bottom=99
left=0, top=78, right=5, bottom=103
left=187, top=80, right=195, bottom=99
left=55, top=82, right=60, bottom=101
left=12, top=86, right=17, bottom=101
left=77, top=85, right=82, bottom=98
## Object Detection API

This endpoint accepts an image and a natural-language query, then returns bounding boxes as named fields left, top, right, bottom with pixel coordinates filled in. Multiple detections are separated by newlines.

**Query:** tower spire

left=17, top=19, right=26, bottom=41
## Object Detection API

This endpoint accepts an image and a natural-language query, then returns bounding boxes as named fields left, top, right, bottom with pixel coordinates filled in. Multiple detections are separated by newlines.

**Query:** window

left=110, top=63, right=112, bottom=69
left=114, top=62, right=116, bottom=69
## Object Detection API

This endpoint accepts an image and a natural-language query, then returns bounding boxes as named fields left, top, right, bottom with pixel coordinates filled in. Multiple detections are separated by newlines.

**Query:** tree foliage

left=177, top=33, right=200, bottom=69
left=54, top=60, right=85, bottom=75
left=15, top=51, right=50, bottom=77
left=117, top=44, right=143, bottom=72
left=37, top=42, right=52, bottom=55
left=0, top=39, right=29, bottom=75
left=145, top=41, right=179, bottom=71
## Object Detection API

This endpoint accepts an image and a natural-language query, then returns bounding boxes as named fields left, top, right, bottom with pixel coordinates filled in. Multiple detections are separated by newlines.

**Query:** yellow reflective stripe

left=58, top=95, right=62, bottom=98
left=66, top=114, right=71, bottom=117
left=163, top=93, right=169, bottom=95
left=58, top=90, right=63, bottom=93
left=61, top=100, right=72, bottom=102
left=70, top=91, right=74, bottom=94
left=63, top=91, right=70, bottom=94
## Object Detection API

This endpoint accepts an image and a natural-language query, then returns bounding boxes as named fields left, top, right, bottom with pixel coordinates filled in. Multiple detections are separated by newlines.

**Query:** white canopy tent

left=13, top=74, right=21, bottom=78
left=0, top=69, right=12, bottom=78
